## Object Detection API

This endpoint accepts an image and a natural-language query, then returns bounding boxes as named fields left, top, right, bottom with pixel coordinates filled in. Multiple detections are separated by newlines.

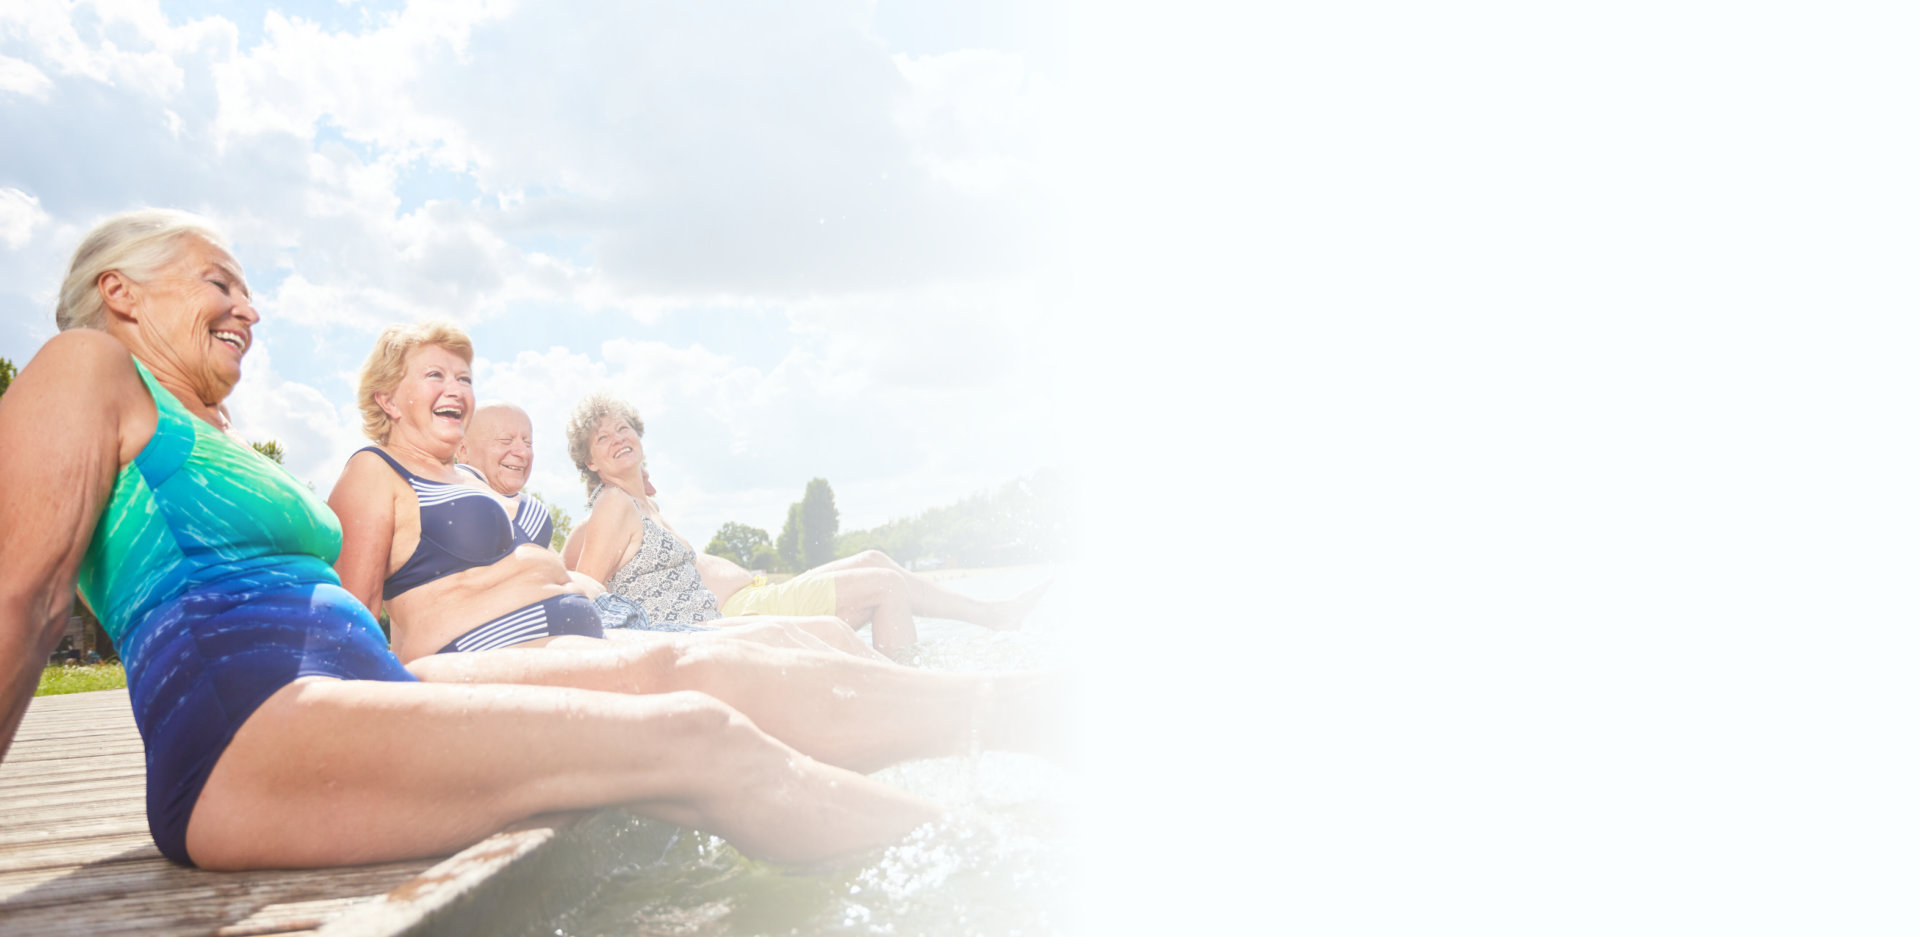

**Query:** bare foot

left=708, top=755, right=941, bottom=864
left=984, top=579, right=1054, bottom=631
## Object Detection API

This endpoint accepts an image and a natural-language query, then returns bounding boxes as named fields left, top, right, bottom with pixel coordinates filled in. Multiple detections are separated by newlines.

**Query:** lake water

left=551, top=564, right=1076, bottom=937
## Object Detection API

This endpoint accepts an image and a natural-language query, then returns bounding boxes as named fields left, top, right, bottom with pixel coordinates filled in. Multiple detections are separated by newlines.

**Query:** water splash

left=550, top=566, right=1072, bottom=936
left=555, top=786, right=1071, bottom=937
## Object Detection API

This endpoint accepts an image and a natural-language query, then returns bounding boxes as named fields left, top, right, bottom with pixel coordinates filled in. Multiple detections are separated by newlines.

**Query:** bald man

left=457, top=403, right=558, bottom=548
left=469, top=403, right=884, bottom=655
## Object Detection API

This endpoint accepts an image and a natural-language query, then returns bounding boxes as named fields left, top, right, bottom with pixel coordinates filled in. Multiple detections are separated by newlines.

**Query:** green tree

left=775, top=502, right=803, bottom=573
left=826, top=467, right=1071, bottom=569
left=0, top=356, right=15, bottom=398
left=529, top=491, right=573, bottom=551
left=705, top=521, right=772, bottom=568
left=799, top=478, right=839, bottom=569
left=747, top=543, right=778, bottom=571
left=251, top=440, right=285, bottom=464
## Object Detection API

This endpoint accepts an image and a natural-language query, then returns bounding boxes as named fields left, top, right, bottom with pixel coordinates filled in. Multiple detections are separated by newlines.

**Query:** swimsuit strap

left=357, top=445, right=424, bottom=482
left=360, top=446, right=518, bottom=600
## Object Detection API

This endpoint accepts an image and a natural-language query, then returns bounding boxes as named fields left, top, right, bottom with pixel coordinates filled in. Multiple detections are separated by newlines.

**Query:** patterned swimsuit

left=596, top=488, right=722, bottom=626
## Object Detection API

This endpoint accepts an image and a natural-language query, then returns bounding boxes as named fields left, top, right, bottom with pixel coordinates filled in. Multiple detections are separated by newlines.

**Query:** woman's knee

left=647, top=688, right=746, bottom=738
left=836, top=567, right=905, bottom=602
left=850, top=549, right=900, bottom=571
left=612, top=640, right=692, bottom=692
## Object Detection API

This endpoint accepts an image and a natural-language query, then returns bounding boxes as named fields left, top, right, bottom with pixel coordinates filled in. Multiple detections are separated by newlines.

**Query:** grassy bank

left=37, top=663, right=126, bottom=696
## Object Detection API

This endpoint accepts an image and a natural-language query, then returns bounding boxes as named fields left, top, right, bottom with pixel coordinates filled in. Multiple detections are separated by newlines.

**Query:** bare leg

left=405, top=638, right=1066, bottom=773
left=708, top=615, right=887, bottom=660
left=825, top=572, right=918, bottom=657
left=597, top=616, right=884, bottom=660
left=810, top=551, right=1052, bottom=631
left=185, top=676, right=937, bottom=870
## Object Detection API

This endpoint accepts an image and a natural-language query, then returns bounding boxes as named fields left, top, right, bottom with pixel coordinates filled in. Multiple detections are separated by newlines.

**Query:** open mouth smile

left=213, top=330, right=249, bottom=354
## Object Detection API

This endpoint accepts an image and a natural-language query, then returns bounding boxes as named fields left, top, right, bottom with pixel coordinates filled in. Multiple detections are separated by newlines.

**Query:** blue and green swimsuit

left=76, top=357, right=415, bottom=866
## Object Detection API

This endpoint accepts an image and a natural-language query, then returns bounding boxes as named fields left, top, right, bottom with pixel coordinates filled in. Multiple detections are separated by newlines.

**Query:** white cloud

left=463, top=286, right=1066, bottom=548
left=784, top=284, right=1048, bottom=389
left=892, top=50, right=1057, bottom=196
left=0, top=53, right=52, bottom=97
left=0, top=0, right=1066, bottom=551
left=0, top=0, right=233, bottom=97
left=0, top=189, right=50, bottom=249
left=224, top=340, right=368, bottom=493
left=209, top=2, right=509, bottom=160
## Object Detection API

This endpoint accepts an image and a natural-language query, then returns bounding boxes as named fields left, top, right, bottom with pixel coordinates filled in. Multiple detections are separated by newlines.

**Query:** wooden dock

left=0, top=689, right=673, bottom=936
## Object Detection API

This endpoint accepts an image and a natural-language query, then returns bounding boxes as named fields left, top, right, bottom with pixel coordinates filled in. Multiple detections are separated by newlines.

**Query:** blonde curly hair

left=355, top=320, right=474, bottom=443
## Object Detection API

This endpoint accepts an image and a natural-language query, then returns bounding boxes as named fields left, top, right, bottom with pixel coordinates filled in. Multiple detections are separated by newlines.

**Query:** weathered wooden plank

left=0, top=834, right=161, bottom=873
left=0, top=881, right=411, bottom=937
left=0, top=779, right=145, bottom=811
left=0, top=793, right=145, bottom=819
left=1, top=741, right=142, bottom=758
left=12, top=719, right=129, bottom=735
left=0, top=857, right=424, bottom=912
left=0, top=692, right=442, bottom=937
left=317, top=808, right=676, bottom=937
left=0, top=749, right=136, bottom=769
left=1, top=728, right=141, bottom=747
left=0, top=813, right=155, bottom=848
left=215, top=895, right=369, bottom=936
left=0, top=749, right=144, bottom=771
left=0, top=689, right=653, bottom=937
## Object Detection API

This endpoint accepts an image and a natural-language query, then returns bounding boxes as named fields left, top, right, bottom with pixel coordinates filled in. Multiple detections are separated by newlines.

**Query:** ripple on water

left=555, top=787, right=1072, bottom=937
left=552, top=621, right=1073, bottom=937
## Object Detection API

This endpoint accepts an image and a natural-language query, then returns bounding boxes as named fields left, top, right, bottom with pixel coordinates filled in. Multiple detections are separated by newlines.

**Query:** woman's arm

left=327, top=450, right=399, bottom=618
left=0, top=332, right=148, bottom=763
left=566, top=493, right=639, bottom=586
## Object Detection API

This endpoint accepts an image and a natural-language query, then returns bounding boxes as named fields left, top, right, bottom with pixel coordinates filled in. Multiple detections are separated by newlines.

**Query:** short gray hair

left=57, top=209, right=230, bottom=331
left=565, top=393, right=644, bottom=497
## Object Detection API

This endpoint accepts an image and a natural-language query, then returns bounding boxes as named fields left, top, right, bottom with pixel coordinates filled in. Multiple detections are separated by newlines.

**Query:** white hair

left=56, top=209, right=230, bottom=331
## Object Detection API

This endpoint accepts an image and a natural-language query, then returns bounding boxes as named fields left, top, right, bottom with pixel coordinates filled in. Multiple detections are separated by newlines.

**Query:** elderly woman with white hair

left=0, top=210, right=1058, bottom=872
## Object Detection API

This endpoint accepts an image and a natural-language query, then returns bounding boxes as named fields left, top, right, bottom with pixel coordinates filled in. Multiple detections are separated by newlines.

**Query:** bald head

left=462, top=403, right=534, bottom=497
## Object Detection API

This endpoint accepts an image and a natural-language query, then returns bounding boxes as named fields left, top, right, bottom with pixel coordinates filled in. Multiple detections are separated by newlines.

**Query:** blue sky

left=0, top=0, right=1071, bottom=546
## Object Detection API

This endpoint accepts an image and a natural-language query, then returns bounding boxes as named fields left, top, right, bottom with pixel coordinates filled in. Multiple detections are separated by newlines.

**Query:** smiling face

left=111, top=236, right=257, bottom=407
left=466, top=404, right=534, bottom=496
left=584, top=413, right=645, bottom=482
left=376, top=344, right=474, bottom=456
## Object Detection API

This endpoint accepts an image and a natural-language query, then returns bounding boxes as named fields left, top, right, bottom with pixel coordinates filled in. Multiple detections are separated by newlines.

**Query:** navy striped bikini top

left=360, top=447, right=522, bottom=600
left=509, top=490, right=556, bottom=549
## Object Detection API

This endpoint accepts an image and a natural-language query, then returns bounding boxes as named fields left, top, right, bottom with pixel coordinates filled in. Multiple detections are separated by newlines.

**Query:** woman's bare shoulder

left=589, top=488, right=641, bottom=521
left=25, top=331, right=138, bottom=385
left=1, top=332, right=144, bottom=432
left=329, top=446, right=409, bottom=509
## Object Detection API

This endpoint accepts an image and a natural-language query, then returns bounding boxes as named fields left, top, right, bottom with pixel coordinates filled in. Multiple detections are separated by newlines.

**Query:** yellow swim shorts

left=719, top=574, right=839, bottom=618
